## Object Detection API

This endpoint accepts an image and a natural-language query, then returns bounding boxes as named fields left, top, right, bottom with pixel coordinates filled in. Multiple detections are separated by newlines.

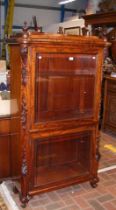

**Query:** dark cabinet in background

left=102, top=76, right=116, bottom=134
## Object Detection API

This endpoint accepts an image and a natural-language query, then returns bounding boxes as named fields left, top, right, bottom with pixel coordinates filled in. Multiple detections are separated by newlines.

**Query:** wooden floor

left=1, top=131, right=116, bottom=210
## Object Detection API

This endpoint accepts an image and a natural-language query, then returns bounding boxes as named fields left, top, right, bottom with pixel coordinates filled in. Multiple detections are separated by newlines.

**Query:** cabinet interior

left=33, top=132, right=92, bottom=188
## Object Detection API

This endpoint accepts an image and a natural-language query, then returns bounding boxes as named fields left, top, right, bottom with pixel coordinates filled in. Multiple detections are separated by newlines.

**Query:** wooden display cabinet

left=9, top=30, right=105, bottom=206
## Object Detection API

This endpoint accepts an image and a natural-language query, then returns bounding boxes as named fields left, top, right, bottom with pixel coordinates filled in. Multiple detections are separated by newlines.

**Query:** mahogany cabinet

left=9, top=31, right=105, bottom=206
left=102, top=76, right=116, bottom=134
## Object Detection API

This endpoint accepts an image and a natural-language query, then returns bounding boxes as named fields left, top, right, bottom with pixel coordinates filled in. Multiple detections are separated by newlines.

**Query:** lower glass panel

left=33, top=132, right=91, bottom=188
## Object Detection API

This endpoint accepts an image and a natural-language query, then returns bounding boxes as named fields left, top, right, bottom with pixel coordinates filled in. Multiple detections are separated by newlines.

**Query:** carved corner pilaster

left=20, top=45, right=28, bottom=86
left=20, top=22, right=30, bottom=86
left=21, top=95, right=27, bottom=130
left=21, top=147, right=28, bottom=176
left=20, top=23, right=31, bottom=207
left=20, top=24, right=29, bottom=129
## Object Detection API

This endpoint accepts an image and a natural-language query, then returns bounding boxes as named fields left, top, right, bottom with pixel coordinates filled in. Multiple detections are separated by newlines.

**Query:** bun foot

left=90, top=177, right=99, bottom=188
left=13, top=186, right=19, bottom=194
left=19, top=193, right=31, bottom=208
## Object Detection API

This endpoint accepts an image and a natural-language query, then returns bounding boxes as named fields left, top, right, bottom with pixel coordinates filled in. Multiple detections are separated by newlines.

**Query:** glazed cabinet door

left=33, top=53, right=97, bottom=125
left=29, top=131, right=95, bottom=192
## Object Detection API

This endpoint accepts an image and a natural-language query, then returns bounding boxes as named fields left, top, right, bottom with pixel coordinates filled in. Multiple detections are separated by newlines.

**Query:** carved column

left=20, top=23, right=31, bottom=207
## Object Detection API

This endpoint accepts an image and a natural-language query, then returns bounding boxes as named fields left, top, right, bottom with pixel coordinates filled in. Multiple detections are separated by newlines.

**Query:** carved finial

left=22, top=22, right=30, bottom=40
left=57, top=27, right=64, bottom=34
left=94, top=26, right=108, bottom=40
left=82, top=27, right=89, bottom=36
left=22, top=22, right=29, bottom=33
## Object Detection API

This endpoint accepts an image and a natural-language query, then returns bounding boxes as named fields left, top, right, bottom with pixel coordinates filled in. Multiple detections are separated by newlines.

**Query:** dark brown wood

left=0, top=116, right=22, bottom=180
left=0, top=117, right=10, bottom=134
left=83, top=12, right=116, bottom=130
left=102, top=76, right=116, bottom=134
left=111, top=40, right=116, bottom=62
left=0, top=117, right=11, bottom=179
left=9, top=32, right=105, bottom=206
left=83, top=11, right=116, bottom=27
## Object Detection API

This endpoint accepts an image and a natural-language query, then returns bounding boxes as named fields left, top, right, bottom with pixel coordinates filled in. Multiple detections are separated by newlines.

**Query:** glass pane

left=35, top=53, right=97, bottom=123
left=33, top=132, right=91, bottom=188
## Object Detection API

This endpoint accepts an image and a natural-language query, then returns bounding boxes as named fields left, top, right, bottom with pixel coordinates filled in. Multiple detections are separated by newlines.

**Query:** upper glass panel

left=35, top=53, right=97, bottom=123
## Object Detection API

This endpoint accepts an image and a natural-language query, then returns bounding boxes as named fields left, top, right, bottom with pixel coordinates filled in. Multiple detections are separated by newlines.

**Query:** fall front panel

left=34, top=53, right=97, bottom=123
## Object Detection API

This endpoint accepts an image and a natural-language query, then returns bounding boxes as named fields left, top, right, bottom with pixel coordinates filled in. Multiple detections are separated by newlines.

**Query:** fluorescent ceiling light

left=59, top=0, right=76, bottom=5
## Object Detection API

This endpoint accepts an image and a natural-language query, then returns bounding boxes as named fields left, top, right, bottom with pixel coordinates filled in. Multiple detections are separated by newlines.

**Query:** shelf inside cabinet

left=33, top=132, right=91, bottom=188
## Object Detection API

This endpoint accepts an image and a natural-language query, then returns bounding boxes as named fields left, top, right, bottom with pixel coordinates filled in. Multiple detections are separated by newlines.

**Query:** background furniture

left=102, top=76, right=116, bottom=134
left=83, top=12, right=116, bottom=130
left=0, top=117, right=11, bottom=180
left=0, top=116, right=20, bottom=181
left=9, top=31, right=105, bottom=206
left=83, top=11, right=116, bottom=28
left=83, top=11, right=116, bottom=61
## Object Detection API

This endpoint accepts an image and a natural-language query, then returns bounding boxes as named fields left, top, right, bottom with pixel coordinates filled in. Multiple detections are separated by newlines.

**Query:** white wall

left=1, top=0, right=88, bottom=27
left=13, top=7, right=60, bottom=27
left=43, top=17, right=85, bottom=34
left=0, top=0, right=88, bottom=55
left=15, top=0, right=61, bottom=7
left=0, top=0, right=88, bottom=37
left=15, top=0, right=86, bottom=10
left=13, top=0, right=83, bottom=27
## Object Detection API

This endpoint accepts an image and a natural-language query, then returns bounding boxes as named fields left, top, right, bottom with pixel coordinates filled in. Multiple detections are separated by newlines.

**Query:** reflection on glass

left=35, top=53, right=97, bottom=123
left=34, top=132, right=91, bottom=187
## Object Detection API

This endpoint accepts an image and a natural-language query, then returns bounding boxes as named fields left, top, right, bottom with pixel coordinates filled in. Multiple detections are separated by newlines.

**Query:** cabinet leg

left=21, top=202, right=27, bottom=208
left=13, top=186, right=19, bottom=194
left=90, top=177, right=99, bottom=188
left=20, top=193, right=31, bottom=208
